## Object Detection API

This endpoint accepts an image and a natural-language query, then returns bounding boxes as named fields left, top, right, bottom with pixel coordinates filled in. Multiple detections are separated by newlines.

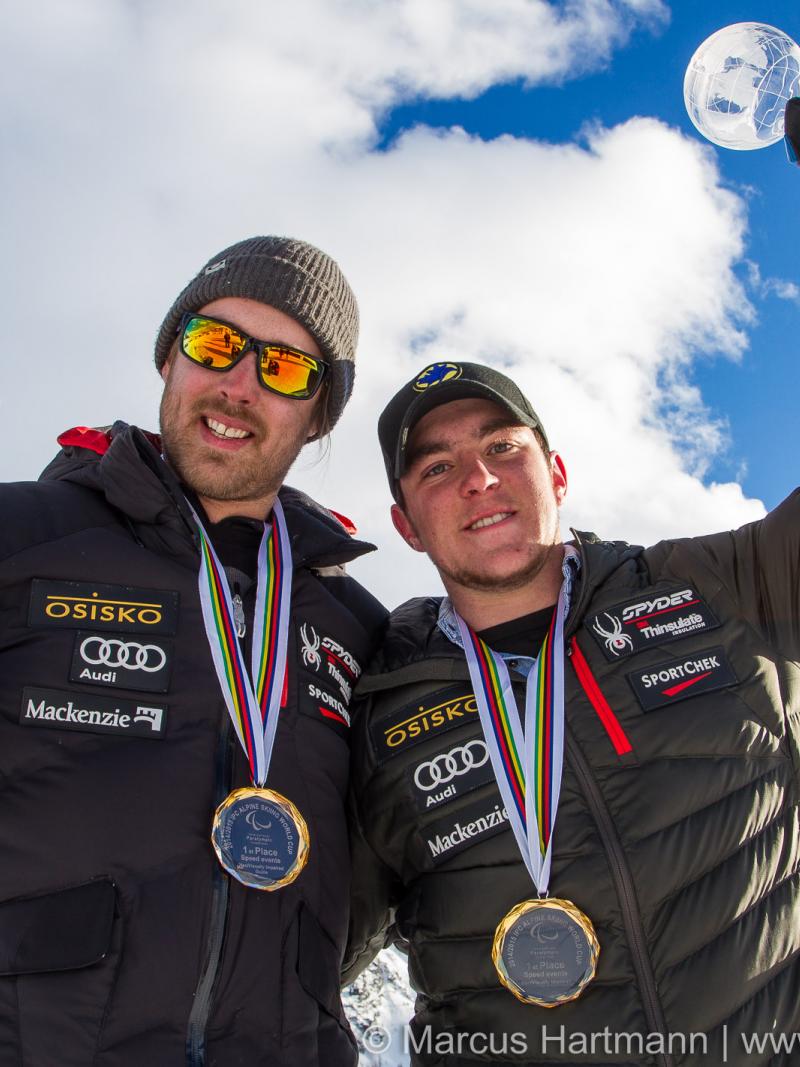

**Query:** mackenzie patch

left=586, top=587, right=719, bottom=661
left=627, top=646, right=737, bottom=712
left=407, top=737, right=495, bottom=811
left=70, top=632, right=172, bottom=693
left=371, top=688, right=479, bottom=764
left=29, top=580, right=179, bottom=635
left=422, top=794, right=509, bottom=865
left=20, top=687, right=167, bottom=738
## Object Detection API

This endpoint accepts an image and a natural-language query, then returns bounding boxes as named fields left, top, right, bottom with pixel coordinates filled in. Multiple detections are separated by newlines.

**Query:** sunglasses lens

left=260, top=348, right=326, bottom=398
left=182, top=316, right=245, bottom=368
left=180, top=317, right=327, bottom=398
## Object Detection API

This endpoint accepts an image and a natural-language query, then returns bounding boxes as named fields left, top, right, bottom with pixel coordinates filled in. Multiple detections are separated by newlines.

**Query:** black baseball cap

left=378, top=361, right=550, bottom=499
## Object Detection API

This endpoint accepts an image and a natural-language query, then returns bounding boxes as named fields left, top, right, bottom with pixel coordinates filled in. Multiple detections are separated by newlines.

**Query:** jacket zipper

left=186, top=565, right=257, bottom=1063
left=562, top=538, right=671, bottom=1064
left=569, top=636, right=632, bottom=756
left=564, top=724, right=672, bottom=1067
left=185, top=705, right=235, bottom=1065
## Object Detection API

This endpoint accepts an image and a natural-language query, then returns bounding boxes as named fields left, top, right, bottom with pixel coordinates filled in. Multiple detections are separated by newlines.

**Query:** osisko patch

left=370, top=687, right=479, bottom=764
left=29, top=579, right=179, bottom=635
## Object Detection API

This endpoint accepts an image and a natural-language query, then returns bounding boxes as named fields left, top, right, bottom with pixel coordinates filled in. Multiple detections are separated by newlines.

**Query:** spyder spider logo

left=592, top=613, right=634, bottom=657
left=300, top=623, right=321, bottom=670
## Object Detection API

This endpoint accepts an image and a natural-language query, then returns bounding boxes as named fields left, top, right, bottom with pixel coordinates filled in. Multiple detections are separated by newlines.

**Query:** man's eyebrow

left=405, top=416, right=525, bottom=468
left=477, top=416, right=524, bottom=437
left=405, top=438, right=451, bottom=468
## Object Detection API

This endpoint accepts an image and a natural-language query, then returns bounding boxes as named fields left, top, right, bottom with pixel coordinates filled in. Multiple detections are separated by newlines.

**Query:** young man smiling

left=0, top=236, right=385, bottom=1066
left=346, top=361, right=800, bottom=1067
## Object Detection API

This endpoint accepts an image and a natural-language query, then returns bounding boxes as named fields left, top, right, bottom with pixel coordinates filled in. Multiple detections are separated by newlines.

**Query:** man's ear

left=550, top=451, right=568, bottom=506
left=305, top=414, right=322, bottom=443
left=305, top=386, right=328, bottom=442
left=160, top=342, right=178, bottom=383
left=391, top=503, right=424, bottom=552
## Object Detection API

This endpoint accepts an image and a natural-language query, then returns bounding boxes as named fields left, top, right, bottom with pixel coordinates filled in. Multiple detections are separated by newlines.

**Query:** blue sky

left=378, top=2, right=798, bottom=511
left=1, top=1, right=796, bottom=605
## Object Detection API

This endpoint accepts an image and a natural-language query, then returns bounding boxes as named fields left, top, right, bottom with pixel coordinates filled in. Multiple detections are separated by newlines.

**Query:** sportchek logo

left=640, top=655, right=719, bottom=691
left=307, top=682, right=351, bottom=727
left=587, top=587, right=719, bottom=661
left=21, top=687, right=167, bottom=738
left=627, top=647, right=736, bottom=712
left=423, top=797, right=509, bottom=865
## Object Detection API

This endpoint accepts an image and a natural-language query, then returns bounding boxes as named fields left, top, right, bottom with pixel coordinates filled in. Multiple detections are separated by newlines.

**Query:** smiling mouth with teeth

left=204, top=416, right=252, bottom=440
left=469, top=512, right=512, bottom=530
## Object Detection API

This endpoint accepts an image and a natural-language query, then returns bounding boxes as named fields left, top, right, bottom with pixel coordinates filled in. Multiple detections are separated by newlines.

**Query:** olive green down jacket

left=345, top=490, right=800, bottom=1066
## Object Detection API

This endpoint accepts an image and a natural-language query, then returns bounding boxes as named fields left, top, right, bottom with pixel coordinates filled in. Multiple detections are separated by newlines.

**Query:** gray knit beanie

left=154, top=236, right=359, bottom=432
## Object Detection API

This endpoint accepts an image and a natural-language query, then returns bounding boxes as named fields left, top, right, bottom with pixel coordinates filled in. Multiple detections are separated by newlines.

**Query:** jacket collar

left=357, top=533, right=643, bottom=695
left=40, top=421, right=376, bottom=569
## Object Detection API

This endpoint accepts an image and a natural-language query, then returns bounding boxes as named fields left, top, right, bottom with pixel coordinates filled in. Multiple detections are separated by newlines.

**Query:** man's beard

left=438, top=540, right=561, bottom=594
left=159, top=390, right=312, bottom=507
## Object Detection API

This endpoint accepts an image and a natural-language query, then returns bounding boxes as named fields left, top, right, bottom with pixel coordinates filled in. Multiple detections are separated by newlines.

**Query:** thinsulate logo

left=586, top=586, right=720, bottom=661
left=29, top=580, right=179, bottom=635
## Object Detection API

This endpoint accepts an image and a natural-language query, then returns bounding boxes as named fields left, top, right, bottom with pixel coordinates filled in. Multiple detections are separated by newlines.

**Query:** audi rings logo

left=414, top=740, right=489, bottom=791
left=80, top=636, right=167, bottom=673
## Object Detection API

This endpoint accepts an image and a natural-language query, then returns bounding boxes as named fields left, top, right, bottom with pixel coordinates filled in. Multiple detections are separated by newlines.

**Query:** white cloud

left=286, top=117, right=765, bottom=604
left=766, top=278, right=800, bottom=302
left=1, top=0, right=772, bottom=610
left=744, top=261, right=800, bottom=304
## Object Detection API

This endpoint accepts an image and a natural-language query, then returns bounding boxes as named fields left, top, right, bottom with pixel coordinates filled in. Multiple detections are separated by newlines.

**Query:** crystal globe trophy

left=684, top=22, right=800, bottom=152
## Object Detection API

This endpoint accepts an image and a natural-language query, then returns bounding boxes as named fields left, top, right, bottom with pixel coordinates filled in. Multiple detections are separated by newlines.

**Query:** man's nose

left=217, top=350, right=261, bottom=404
left=460, top=457, right=499, bottom=495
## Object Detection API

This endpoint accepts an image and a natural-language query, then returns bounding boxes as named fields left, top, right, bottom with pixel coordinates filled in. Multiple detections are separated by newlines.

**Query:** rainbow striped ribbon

left=455, top=546, right=577, bottom=893
left=193, top=499, right=293, bottom=787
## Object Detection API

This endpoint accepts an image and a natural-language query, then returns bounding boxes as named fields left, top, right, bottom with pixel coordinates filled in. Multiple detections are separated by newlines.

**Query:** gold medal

left=492, top=897, right=599, bottom=1007
left=194, top=502, right=308, bottom=892
left=211, top=787, right=310, bottom=891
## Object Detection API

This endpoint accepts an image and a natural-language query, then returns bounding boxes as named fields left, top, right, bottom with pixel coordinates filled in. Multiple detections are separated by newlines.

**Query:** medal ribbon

left=455, top=547, right=577, bottom=894
left=192, top=499, right=293, bottom=787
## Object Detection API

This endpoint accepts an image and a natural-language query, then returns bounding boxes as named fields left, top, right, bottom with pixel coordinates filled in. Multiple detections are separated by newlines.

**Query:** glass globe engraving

left=684, top=22, right=800, bottom=150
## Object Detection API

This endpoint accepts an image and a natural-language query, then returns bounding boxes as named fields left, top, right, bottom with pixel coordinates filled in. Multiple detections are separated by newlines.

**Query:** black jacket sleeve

left=342, top=694, right=400, bottom=985
left=688, top=488, right=800, bottom=661
left=342, top=786, right=398, bottom=985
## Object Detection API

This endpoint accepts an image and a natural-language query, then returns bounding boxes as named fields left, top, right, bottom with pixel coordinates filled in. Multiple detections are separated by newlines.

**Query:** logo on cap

left=413, top=363, right=462, bottom=392
left=203, top=259, right=227, bottom=275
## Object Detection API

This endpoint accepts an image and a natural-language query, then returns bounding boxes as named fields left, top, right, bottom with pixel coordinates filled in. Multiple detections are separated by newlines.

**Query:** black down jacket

left=346, top=491, right=800, bottom=1066
left=0, top=422, right=386, bottom=1067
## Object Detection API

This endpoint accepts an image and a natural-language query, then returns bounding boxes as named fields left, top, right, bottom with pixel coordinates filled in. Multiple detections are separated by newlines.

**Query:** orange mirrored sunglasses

left=178, top=313, right=328, bottom=400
